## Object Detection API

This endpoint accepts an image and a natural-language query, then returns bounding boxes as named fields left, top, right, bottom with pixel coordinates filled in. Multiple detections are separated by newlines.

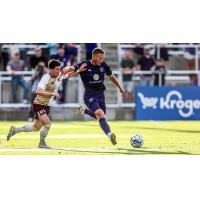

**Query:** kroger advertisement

left=135, top=86, right=200, bottom=120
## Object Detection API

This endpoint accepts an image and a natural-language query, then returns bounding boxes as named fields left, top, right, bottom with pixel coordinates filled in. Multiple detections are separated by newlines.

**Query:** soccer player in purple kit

left=64, top=48, right=125, bottom=145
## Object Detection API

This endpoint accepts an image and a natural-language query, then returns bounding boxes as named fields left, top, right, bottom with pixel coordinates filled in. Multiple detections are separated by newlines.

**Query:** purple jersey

left=75, top=60, right=112, bottom=95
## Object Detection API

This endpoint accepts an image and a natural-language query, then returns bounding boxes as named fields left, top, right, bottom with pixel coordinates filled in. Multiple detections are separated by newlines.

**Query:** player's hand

left=67, top=71, right=78, bottom=77
left=52, top=92, right=60, bottom=99
left=120, top=88, right=126, bottom=96
left=79, top=63, right=87, bottom=72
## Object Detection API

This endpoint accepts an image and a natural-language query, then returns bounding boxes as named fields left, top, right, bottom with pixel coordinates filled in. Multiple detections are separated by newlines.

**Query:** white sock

left=40, top=124, right=51, bottom=141
left=107, top=132, right=112, bottom=138
left=14, top=124, right=37, bottom=133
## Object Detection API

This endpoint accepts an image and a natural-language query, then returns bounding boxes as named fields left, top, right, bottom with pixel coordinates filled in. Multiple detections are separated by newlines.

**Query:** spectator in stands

left=0, top=43, right=9, bottom=71
left=52, top=45, right=70, bottom=66
left=184, top=43, right=197, bottom=85
left=6, top=49, right=28, bottom=103
left=85, top=43, right=97, bottom=60
left=47, top=43, right=59, bottom=57
left=154, top=44, right=169, bottom=61
left=137, top=46, right=155, bottom=86
left=52, top=45, right=70, bottom=103
left=132, top=43, right=144, bottom=62
left=17, top=43, right=27, bottom=61
left=29, top=46, right=47, bottom=70
left=121, top=50, right=136, bottom=102
left=28, top=61, right=48, bottom=121
left=151, top=59, right=167, bottom=86
left=64, top=43, right=78, bottom=65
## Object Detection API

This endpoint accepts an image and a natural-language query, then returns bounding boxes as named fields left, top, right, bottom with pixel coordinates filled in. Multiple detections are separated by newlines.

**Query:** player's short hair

left=48, top=59, right=61, bottom=69
left=92, top=48, right=105, bottom=55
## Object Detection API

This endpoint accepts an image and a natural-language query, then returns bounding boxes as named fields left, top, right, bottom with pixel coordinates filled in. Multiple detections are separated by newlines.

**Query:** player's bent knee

left=34, top=127, right=40, bottom=131
left=95, top=109, right=105, bottom=119
left=33, top=125, right=42, bottom=131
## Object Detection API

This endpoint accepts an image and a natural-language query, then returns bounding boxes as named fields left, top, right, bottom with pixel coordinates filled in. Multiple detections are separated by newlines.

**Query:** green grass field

left=1, top=120, right=200, bottom=155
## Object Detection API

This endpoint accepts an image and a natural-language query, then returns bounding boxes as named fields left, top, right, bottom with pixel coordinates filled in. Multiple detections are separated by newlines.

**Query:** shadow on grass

left=0, top=146, right=195, bottom=155
left=50, top=147, right=193, bottom=155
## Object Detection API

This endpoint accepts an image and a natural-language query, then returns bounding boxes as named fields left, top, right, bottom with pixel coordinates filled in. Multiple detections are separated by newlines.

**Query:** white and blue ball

left=130, top=134, right=144, bottom=148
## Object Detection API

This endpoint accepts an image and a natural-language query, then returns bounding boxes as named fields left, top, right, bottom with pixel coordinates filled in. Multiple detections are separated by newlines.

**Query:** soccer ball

left=130, top=134, right=144, bottom=148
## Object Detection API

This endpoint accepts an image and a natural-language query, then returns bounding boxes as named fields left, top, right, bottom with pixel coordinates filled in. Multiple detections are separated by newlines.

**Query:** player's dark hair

left=92, top=48, right=105, bottom=55
left=48, top=59, right=61, bottom=69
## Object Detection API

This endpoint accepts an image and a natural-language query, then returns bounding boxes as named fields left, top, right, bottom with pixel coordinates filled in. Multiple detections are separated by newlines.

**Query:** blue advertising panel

left=135, top=86, right=200, bottom=120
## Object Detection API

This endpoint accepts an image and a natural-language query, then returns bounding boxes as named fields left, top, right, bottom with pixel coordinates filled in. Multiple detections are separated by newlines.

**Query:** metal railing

left=0, top=70, right=199, bottom=108
left=0, top=44, right=82, bottom=107
left=118, top=43, right=200, bottom=71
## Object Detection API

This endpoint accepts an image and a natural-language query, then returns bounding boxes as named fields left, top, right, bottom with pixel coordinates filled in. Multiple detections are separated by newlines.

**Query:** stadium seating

left=0, top=43, right=200, bottom=120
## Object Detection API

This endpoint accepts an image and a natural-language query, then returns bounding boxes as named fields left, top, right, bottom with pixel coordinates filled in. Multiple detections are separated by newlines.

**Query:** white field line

left=0, top=134, right=105, bottom=139
left=0, top=147, right=117, bottom=153
left=0, top=146, right=200, bottom=153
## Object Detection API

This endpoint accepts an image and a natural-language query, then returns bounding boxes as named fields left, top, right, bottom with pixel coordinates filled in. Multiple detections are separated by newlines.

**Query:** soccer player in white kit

left=6, top=59, right=86, bottom=148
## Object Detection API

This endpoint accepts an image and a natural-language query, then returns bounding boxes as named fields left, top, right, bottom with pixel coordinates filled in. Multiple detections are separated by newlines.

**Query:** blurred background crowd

left=0, top=43, right=200, bottom=108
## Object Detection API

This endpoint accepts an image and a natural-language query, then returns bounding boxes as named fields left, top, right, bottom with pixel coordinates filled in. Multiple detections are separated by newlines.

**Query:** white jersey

left=33, top=72, right=68, bottom=106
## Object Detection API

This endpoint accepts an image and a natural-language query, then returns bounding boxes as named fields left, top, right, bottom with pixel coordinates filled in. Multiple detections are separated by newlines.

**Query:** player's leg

left=95, top=108, right=117, bottom=145
left=76, top=106, right=97, bottom=120
left=36, top=109, right=52, bottom=148
left=76, top=96, right=97, bottom=119
left=6, top=120, right=42, bottom=141
left=94, top=95, right=117, bottom=145
left=84, top=108, right=97, bottom=119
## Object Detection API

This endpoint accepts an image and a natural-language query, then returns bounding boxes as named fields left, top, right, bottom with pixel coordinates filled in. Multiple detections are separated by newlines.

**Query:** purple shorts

left=84, top=93, right=106, bottom=114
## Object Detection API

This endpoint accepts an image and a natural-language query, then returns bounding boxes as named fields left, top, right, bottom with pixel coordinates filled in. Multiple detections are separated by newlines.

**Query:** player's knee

left=33, top=125, right=42, bottom=131
left=33, top=126, right=40, bottom=131
left=43, top=123, right=51, bottom=130
left=95, top=109, right=105, bottom=119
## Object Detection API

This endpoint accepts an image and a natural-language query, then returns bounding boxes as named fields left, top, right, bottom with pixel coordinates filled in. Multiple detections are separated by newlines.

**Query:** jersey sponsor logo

left=89, top=98, right=94, bottom=103
left=100, top=67, right=104, bottom=72
left=93, top=74, right=99, bottom=81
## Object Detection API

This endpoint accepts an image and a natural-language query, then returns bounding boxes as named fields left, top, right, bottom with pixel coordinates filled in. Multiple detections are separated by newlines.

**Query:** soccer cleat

left=7, top=126, right=16, bottom=141
left=38, top=140, right=51, bottom=149
left=110, top=133, right=117, bottom=145
left=75, top=106, right=85, bottom=116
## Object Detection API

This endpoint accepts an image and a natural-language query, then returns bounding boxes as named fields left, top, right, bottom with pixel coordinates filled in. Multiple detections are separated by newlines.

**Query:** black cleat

left=110, top=133, right=117, bottom=145
left=38, top=140, right=51, bottom=149
left=7, top=126, right=16, bottom=141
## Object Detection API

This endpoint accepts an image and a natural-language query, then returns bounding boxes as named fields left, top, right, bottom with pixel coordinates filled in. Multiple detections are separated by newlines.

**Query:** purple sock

left=84, top=109, right=97, bottom=120
left=99, top=118, right=111, bottom=135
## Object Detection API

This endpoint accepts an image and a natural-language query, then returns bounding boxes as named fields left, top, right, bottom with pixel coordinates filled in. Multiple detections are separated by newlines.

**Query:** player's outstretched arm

left=109, top=75, right=125, bottom=95
left=62, top=66, right=76, bottom=74
left=36, top=87, right=60, bottom=99
left=62, top=63, right=87, bottom=74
